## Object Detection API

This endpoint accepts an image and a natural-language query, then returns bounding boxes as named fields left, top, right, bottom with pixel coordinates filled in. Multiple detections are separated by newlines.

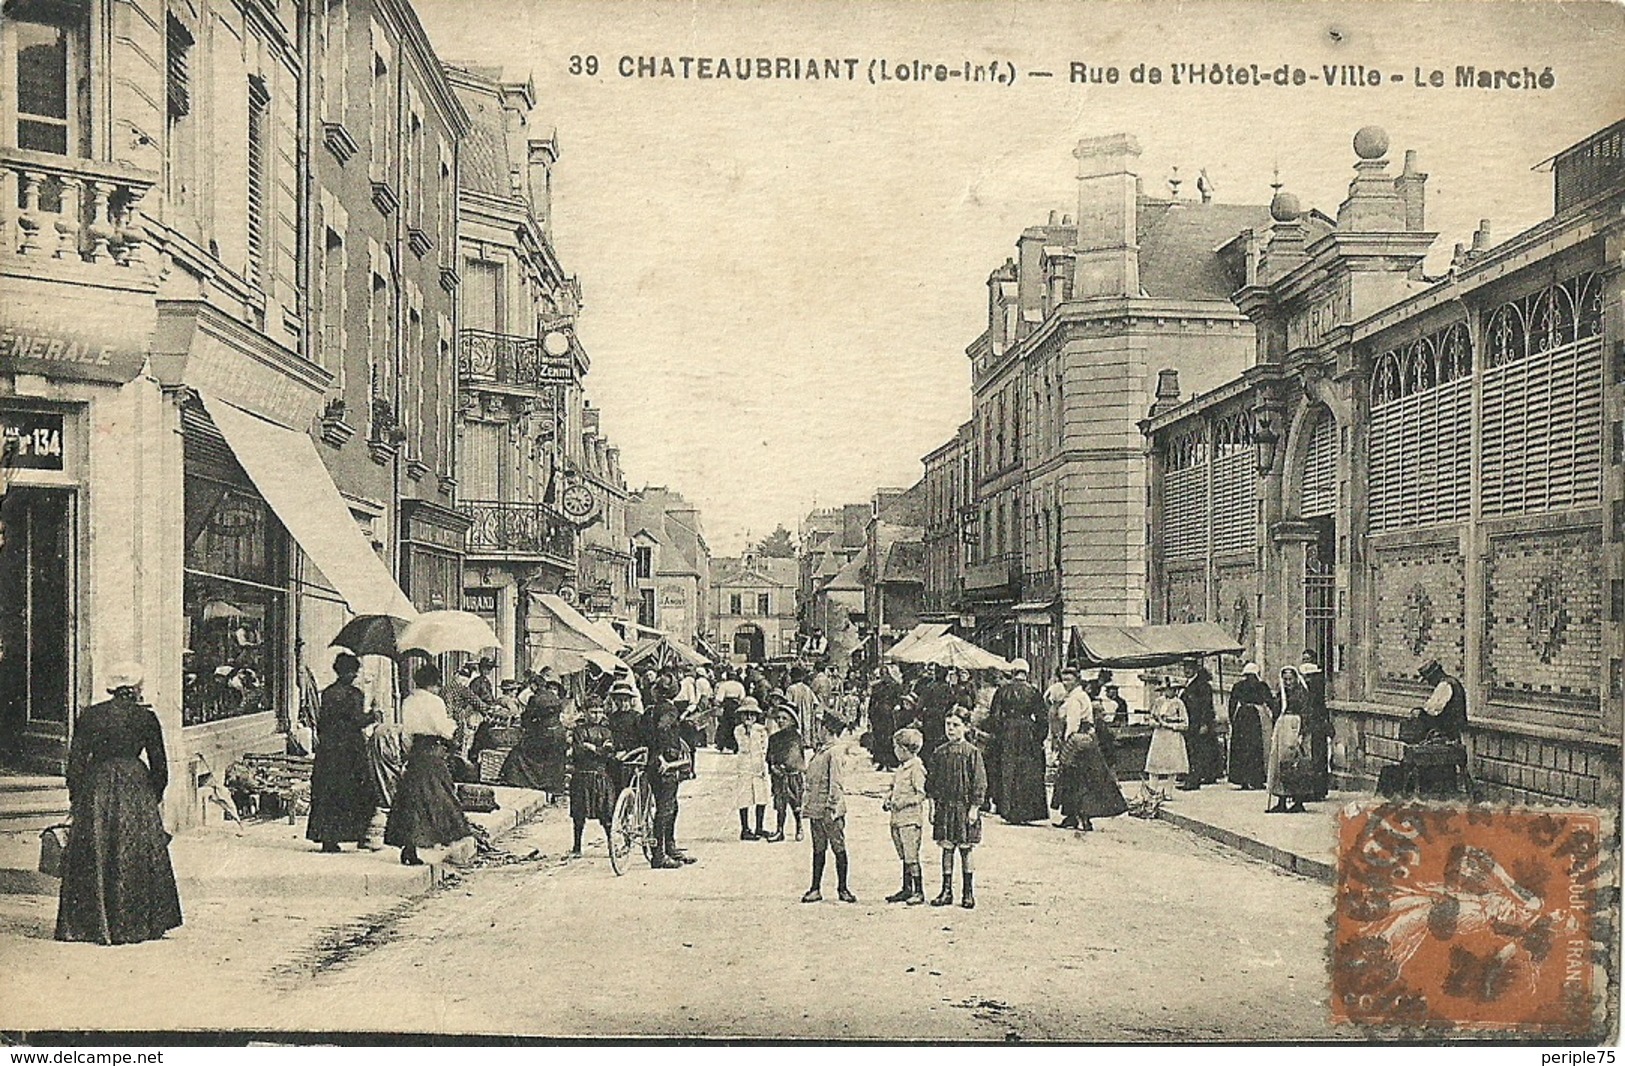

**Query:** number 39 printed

left=569, top=55, right=599, bottom=75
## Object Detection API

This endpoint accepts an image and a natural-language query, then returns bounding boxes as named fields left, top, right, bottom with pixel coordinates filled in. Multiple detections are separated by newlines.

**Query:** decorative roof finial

left=1167, top=165, right=1182, bottom=198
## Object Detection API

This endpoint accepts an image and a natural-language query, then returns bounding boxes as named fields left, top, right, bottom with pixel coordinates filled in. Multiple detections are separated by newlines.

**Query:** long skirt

left=994, top=721, right=1051, bottom=824
left=1227, top=704, right=1271, bottom=789
left=569, top=767, right=616, bottom=825
left=1055, top=738, right=1128, bottom=821
left=384, top=737, right=472, bottom=848
left=1266, top=713, right=1306, bottom=800
left=500, top=743, right=565, bottom=792
left=306, top=735, right=378, bottom=845
left=56, top=758, right=183, bottom=945
left=1144, top=727, right=1189, bottom=776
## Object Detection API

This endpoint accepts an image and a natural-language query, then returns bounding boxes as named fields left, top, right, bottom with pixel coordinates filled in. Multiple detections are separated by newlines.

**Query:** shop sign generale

left=0, top=323, right=149, bottom=385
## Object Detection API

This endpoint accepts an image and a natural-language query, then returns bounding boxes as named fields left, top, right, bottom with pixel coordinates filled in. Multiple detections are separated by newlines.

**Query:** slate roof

left=1135, top=199, right=1273, bottom=301
left=882, top=539, right=925, bottom=584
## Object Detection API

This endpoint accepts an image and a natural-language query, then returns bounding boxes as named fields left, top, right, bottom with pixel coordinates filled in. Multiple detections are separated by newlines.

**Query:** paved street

left=1, top=746, right=1342, bottom=1041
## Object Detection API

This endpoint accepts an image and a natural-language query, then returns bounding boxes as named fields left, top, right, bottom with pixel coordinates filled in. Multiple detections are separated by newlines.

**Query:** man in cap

left=644, top=672, right=696, bottom=868
left=1045, top=666, right=1077, bottom=755
left=1414, top=658, right=1466, bottom=742
left=470, top=656, right=498, bottom=703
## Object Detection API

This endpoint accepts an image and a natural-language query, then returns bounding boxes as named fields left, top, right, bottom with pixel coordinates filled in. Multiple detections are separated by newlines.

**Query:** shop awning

left=200, top=393, right=417, bottom=619
left=529, top=593, right=626, bottom=653
left=1069, top=622, right=1244, bottom=669
left=526, top=593, right=629, bottom=675
left=887, top=623, right=950, bottom=658
left=625, top=636, right=709, bottom=669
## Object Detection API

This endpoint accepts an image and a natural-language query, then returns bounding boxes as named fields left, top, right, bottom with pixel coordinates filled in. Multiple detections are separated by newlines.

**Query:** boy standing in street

left=882, top=727, right=928, bottom=905
left=801, top=709, right=856, bottom=903
left=927, top=710, right=988, bottom=909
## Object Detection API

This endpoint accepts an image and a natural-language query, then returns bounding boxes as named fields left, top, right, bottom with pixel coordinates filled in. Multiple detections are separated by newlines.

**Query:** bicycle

left=608, top=746, right=654, bottom=876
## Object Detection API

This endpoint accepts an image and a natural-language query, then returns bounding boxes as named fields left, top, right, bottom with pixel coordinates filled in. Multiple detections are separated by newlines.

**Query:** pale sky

left=416, top=0, right=1625, bottom=555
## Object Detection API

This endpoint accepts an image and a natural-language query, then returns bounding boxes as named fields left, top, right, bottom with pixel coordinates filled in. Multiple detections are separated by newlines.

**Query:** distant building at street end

left=1143, top=119, right=1624, bottom=807
left=627, top=487, right=711, bottom=648
left=865, top=482, right=927, bottom=663
left=798, top=504, right=871, bottom=662
left=710, top=554, right=799, bottom=662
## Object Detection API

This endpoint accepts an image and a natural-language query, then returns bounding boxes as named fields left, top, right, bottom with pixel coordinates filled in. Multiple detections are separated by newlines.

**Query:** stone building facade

left=1144, top=121, right=1624, bottom=805
left=710, top=554, right=798, bottom=662
left=302, top=0, right=469, bottom=710
left=921, top=421, right=973, bottom=625
left=953, top=134, right=1269, bottom=686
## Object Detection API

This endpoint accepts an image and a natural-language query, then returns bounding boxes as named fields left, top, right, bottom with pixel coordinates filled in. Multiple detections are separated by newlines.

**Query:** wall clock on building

left=559, top=482, right=599, bottom=524
left=542, top=331, right=571, bottom=357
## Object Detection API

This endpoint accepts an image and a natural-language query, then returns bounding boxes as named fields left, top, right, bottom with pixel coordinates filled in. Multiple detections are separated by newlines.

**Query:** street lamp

left=1253, top=415, right=1280, bottom=475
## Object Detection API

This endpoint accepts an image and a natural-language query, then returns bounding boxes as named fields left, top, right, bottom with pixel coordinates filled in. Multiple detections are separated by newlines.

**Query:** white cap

left=107, top=661, right=145, bottom=692
left=1300, top=663, right=1321, bottom=676
left=1009, top=658, right=1031, bottom=674
left=1242, top=662, right=1260, bottom=676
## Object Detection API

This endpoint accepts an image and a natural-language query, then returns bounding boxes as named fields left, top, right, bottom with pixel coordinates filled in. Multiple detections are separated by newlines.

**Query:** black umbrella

left=330, top=614, right=412, bottom=658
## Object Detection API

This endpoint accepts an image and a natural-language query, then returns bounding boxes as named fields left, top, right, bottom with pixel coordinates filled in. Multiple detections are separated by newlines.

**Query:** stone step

left=0, top=775, right=66, bottom=793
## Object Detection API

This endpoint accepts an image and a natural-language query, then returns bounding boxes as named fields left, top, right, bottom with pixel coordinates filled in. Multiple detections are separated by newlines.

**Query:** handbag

left=38, top=823, right=70, bottom=877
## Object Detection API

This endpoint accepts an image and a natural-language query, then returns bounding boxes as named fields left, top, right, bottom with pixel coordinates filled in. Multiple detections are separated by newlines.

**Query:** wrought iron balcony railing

left=462, top=499, right=577, bottom=563
left=458, top=329, right=573, bottom=389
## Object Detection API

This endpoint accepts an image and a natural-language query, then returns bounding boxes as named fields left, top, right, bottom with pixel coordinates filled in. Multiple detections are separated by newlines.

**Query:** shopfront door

left=0, top=488, right=74, bottom=772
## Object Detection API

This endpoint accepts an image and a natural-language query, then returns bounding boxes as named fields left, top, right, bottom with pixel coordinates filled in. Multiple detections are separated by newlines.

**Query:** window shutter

left=166, top=15, right=193, bottom=120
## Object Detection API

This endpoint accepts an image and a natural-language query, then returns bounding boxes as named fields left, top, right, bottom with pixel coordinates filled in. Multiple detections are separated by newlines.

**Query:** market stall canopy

left=399, top=610, right=499, bottom=656
left=1068, top=622, right=1244, bottom=669
left=889, top=633, right=1012, bottom=672
left=886, top=623, right=951, bottom=660
left=526, top=593, right=628, bottom=674
left=625, top=636, right=709, bottom=670
left=200, top=394, right=417, bottom=619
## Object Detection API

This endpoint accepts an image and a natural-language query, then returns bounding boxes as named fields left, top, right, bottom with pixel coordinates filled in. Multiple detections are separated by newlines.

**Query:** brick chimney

left=527, top=134, right=558, bottom=238
left=1072, top=134, right=1142, bottom=299
left=1393, top=149, right=1428, bottom=232
left=1150, top=368, right=1182, bottom=416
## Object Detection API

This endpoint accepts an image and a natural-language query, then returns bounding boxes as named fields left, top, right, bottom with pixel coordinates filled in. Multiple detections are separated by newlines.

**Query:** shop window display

left=182, top=475, right=288, bottom=727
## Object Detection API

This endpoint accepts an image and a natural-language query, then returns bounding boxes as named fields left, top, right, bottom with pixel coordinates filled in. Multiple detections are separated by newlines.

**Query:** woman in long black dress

left=1052, top=686, right=1128, bottom=830
left=56, top=663, right=183, bottom=945
left=384, top=664, right=472, bottom=865
left=1226, top=663, right=1275, bottom=790
left=501, top=680, right=568, bottom=798
left=306, top=653, right=378, bottom=851
left=988, top=661, right=1051, bottom=824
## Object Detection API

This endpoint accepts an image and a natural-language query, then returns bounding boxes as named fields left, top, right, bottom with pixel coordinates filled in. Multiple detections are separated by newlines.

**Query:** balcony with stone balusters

left=0, top=149, right=157, bottom=279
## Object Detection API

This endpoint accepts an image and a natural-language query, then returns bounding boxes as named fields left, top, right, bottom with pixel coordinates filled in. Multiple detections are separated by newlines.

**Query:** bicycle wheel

left=638, top=786, right=656, bottom=861
left=609, top=787, right=638, bottom=876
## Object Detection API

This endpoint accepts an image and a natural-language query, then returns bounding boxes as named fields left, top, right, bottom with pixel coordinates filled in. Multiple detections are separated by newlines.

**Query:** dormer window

left=8, top=0, right=92, bottom=156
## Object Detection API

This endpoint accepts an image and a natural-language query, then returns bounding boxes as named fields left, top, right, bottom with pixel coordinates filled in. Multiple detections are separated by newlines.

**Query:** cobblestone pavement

left=0, top=745, right=1345, bottom=1041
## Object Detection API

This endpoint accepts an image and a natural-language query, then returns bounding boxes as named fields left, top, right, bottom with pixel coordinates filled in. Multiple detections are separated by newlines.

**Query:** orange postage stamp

left=1332, top=803, right=1608, bottom=1035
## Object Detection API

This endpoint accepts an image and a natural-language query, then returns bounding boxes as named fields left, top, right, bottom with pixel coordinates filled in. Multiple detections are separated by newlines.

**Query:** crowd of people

left=49, top=640, right=1466, bottom=945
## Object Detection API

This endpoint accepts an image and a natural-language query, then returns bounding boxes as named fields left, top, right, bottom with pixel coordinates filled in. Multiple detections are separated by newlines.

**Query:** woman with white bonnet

left=56, top=662, right=183, bottom=944
left=1225, top=662, right=1275, bottom=790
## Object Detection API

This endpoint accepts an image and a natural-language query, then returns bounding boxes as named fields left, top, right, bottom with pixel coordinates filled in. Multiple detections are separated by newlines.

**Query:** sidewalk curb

left=1154, top=806, right=1335, bottom=885
left=0, top=789, right=552, bottom=900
